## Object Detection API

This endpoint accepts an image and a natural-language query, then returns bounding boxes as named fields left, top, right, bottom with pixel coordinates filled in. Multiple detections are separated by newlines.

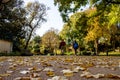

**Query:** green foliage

left=27, top=36, right=41, bottom=54
left=0, top=0, right=48, bottom=51
left=99, top=51, right=120, bottom=56
left=59, top=6, right=120, bottom=54
left=59, top=23, right=70, bottom=40
left=24, top=1, right=48, bottom=49
left=0, top=0, right=26, bottom=51
left=33, top=44, right=40, bottom=53
left=54, top=0, right=120, bottom=22
left=108, top=5, right=120, bottom=27
left=64, top=52, right=74, bottom=55
left=59, top=11, right=88, bottom=47
left=41, top=28, right=59, bottom=54
left=85, top=16, right=110, bottom=43
left=54, top=0, right=88, bottom=22
left=33, top=36, right=41, bottom=43
left=56, top=0, right=120, bottom=54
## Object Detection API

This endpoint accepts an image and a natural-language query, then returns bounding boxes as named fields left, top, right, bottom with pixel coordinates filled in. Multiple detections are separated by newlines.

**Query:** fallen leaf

left=30, top=77, right=42, bottom=80
left=46, top=71, right=55, bottom=77
left=6, top=70, right=13, bottom=74
left=80, top=71, right=105, bottom=79
left=106, top=74, right=120, bottom=79
left=78, top=66, right=86, bottom=71
left=93, top=73, right=105, bottom=79
left=31, top=73, right=41, bottom=78
left=20, top=77, right=30, bottom=80
left=14, top=77, right=34, bottom=80
left=72, top=66, right=86, bottom=73
left=0, top=73, right=10, bottom=77
left=61, top=69, right=73, bottom=77
left=47, top=76, right=68, bottom=80
left=13, top=77, right=21, bottom=80
left=43, top=67, right=54, bottom=72
left=85, top=75, right=93, bottom=78
left=28, top=67, right=41, bottom=72
left=41, top=62, right=52, bottom=67
left=34, top=69, right=42, bottom=72
left=0, top=77, right=2, bottom=80
left=20, top=70, right=30, bottom=75
left=111, top=67, right=116, bottom=71
left=8, top=59, right=13, bottom=62
left=64, top=59, right=74, bottom=63
left=80, top=71, right=92, bottom=78
left=83, top=62, right=95, bottom=68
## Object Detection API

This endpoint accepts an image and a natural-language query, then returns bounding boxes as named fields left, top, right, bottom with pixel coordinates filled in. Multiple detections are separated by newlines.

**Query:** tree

left=0, top=0, right=11, bottom=11
left=56, top=0, right=120, bottom=54
left=54, top=0, right=120, bottom=22
left=85, top=16, right=110, bottom=55
left=0, top=0, right=26, bottom=51
left=59, top=23, right=70, bottom=41
left=59, top=10, right=89, bottom=50
left=28, top=36, right=41, bottom=54
left=24, top=1, right=48, bottom=49
left=60, top=7, right=119, bottom=55
left=41, top=28, right=59, bottom=54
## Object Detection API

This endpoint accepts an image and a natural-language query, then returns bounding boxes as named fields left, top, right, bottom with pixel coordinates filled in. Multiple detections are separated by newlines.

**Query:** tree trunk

left=112, top=36, right=115, bottom=51
left=24, top=29, right=33, bottom=49
left=94, top=39, right=98, bottom=55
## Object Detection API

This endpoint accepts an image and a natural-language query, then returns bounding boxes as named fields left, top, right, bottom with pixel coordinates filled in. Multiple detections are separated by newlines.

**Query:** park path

left=0, top=56, right=119, bottom=80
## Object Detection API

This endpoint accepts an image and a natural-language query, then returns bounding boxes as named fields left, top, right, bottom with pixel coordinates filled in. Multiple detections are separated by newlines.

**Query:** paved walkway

left=0, top=56, right=119, bottom=80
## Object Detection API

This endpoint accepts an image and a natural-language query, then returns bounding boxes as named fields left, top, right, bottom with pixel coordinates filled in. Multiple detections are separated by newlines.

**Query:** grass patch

left=99, top=51, right=120, bottom=56
left=65, top=52, right=74, bottom=55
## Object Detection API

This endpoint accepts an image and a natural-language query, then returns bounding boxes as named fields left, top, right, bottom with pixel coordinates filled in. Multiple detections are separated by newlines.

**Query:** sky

left=24, top=0, right=64, bottom=36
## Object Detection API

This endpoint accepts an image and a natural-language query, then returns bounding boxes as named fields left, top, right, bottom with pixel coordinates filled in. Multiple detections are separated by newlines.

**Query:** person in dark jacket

left=59, top=39, right=66, bottom=55
left=73, top=40, right=79, bottom=55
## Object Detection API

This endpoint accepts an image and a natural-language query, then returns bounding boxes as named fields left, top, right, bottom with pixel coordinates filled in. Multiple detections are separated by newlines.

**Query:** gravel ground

left=0, top=56, right=120, bottom=80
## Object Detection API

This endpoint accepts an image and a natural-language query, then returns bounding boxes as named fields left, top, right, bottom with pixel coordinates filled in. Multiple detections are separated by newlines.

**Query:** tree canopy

left=59, top=6, right=120, bottom=55
left=0, top=0, right=26, bottom=51
left=42, top=28, right=59, bottom=53
left=0, top=0, right=48, bottom=51
left=54, top=0, right=120, bottom=22
left=24, top=1, right=48, bottom=49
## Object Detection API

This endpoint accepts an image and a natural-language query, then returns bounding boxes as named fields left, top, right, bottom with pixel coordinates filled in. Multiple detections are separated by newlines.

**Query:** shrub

left=21, top=50, right=33, bottom=56
left=0, top=52, right=22, bottom=56
left=81, top=50, right=93, bottom=55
